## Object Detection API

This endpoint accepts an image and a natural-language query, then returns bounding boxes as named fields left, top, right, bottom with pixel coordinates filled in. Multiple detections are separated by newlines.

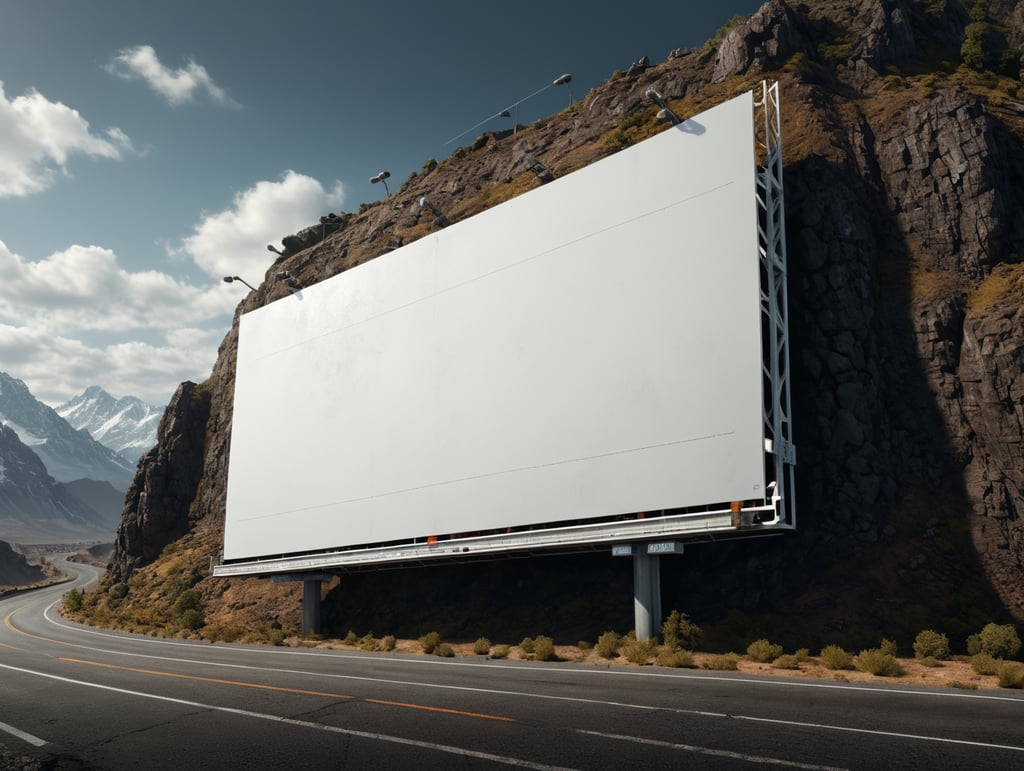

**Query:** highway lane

left=2, top=559, right=1024, bottom=769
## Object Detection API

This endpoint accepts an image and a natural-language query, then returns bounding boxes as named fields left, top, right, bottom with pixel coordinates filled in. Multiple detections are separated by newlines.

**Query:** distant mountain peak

left=0, top=372, right=135, bottom=491
left=57, top=386, right=160, bottom=464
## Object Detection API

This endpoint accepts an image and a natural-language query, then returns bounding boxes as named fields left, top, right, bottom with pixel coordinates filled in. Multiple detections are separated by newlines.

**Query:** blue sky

left=0, top=0, right=762, bottom=406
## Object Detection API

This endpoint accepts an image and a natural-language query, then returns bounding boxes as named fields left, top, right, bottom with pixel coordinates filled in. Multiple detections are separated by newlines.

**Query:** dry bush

left=534, top=636, right=556, bottom=661
left=747, top=639, right=784, bottom=663
left=704, top=654, right=739, bottom=671
left=418, top=631, right=441, bottom=654
left=913, top=630, right=950, bottom=660
left=854, top=648, right=904, bottom=677
left=596, top=631, right=620, bottom=659
left=656, top=649, right=696, bottom=668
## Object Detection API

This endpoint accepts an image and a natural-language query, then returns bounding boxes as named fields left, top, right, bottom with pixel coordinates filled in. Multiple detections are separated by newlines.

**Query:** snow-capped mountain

left=0, top=372, right=135, bottom=491
left=57, top=386, right=160, bottom=463
left=0, top=423, right=117, bottom=542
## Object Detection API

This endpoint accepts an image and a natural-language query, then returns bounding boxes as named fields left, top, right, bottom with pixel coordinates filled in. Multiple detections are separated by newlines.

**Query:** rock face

left=0, top=423, right=108, bottom=542
left=111, top=0, right=1024, bottom=639
left=109, top=382, right=210, bottom=582
left=0, top=540, right=44, bottom=587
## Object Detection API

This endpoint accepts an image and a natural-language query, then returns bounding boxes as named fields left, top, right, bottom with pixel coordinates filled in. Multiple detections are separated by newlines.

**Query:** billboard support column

left=273, top=572, right=334, bottom=635
left=632, top=548, right=661, bottom=641
left=303, top=579, right=322, bottom=635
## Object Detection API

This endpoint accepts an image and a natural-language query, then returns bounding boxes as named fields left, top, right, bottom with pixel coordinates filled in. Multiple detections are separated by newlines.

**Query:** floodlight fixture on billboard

left=215, top=81, right=794, bottom=577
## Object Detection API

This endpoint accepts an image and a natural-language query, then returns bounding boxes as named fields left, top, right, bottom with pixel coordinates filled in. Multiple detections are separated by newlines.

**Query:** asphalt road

left=1, top=559, right=1023, bottom=769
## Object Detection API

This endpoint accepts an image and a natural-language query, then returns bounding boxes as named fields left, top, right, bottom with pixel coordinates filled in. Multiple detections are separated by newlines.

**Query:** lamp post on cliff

left=223, top=275, right=257, bottom=292
left=444, top=72, right=573, bottom=146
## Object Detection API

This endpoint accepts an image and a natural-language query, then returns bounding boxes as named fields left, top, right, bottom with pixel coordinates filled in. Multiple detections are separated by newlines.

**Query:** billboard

left=221, top=88, right=787, bottom=570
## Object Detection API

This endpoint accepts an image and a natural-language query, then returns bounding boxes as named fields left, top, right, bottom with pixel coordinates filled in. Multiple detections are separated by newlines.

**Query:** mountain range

left=57, top=386, right=160, bottom=463
left=0, top=373, right=158, bottom=543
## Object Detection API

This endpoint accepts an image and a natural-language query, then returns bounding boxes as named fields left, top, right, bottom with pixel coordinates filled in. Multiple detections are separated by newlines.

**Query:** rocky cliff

left=109, top=0, right=1024, bottom=646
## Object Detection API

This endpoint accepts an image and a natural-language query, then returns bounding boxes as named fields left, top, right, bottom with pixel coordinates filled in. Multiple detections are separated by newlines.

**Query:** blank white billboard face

left=224, top=91, right=763, bottom=561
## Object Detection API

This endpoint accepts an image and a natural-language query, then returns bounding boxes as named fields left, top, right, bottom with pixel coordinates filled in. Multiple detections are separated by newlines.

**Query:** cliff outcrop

left=109, top=381, right=210, bottom=581
left=109, top=0, right=1024, bottom=644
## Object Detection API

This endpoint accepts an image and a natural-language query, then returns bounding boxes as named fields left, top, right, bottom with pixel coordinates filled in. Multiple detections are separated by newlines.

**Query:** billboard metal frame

left=213, top=81, right=794, bottom=579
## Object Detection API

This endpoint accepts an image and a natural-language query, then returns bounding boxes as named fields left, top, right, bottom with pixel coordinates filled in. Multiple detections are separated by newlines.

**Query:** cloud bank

left=0, top=81, right=132, bottom=198
left=2, top=171, right=343, bottom=406
left=181, top=170, right=344, bottom=281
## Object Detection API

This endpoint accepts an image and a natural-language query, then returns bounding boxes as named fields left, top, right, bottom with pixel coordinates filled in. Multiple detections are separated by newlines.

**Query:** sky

left=0, top=0, right=763, bottom=408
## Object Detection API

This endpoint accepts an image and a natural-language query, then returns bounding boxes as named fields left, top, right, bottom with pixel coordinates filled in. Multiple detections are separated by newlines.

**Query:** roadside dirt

left=283, top=637, right=1009, bottom=692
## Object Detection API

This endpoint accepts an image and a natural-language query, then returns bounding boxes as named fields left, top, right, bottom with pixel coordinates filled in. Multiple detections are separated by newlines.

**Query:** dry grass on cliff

left=967, top=261, right=1024, bottom=315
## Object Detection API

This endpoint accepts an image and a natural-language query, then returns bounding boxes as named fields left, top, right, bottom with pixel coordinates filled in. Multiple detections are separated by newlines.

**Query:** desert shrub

left=422, top=157, right=438, bottom=173
left=204, top=623, right=245, bottom=643
left=879, top=638, right=898, bottom=657
left=519, top=637, right=536, bottom=655
left=772, top=655, right=800, bottom=670
left=577, top=640, right=592, bottom=651
left=419, top=631, right=441, bottom=654
left=179, top=608, right=203, bottom=630
left=108, top=582, right=129, bottom=600
left=360, top=634, right=378, bottom=651
left=704, top=654, right=739, bottom=671
left=969, top=623, right=1021, bottom=659
left=747, top=639, right=784, bottom=663
left=996, top=661, right=1024, bottom=689
left=171, top=589, right=201, bottom=617
left=918, top=656, right=942, bottom=668
left=380, top=635, right=396, bottom=651
left=621, top=638, right=656, bottom=665
left=343, top=630, right=360, bottom=646
left=793, top=648, right=810, bottom=663
left=490, top=644, right=511, bottom=659
left=656, top=649, right=696, bottom=668
left=662, top=610, right=703, bottom=651
left=435, top=643, right=455, bottom=657
left=596, top=631, right=620, bottom=659
left=854, top=649, right=904, bottom=677
left=913, top=630, right=950, bottom=660
left=970, top=652, right=1000, bottom=675
left=473, top=637, right=492, bottom=655
left=533, top=636, right=556, bottom=662
left=63, top=589, right=84, bottom=612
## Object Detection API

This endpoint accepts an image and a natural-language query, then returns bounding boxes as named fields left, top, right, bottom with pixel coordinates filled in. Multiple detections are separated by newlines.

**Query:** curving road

left=1, top=559, right=1023, bottom=769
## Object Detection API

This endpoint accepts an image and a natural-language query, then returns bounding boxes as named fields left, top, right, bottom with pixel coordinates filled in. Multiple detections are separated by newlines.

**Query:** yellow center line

left=9, top=609, right=516, bottom=724
left=366, top=698, right=515, bottom=723
left=5, top=610, right=95, bottom=652
left=0, top=641, right=27, bottom=652
left=59, top=657, right=354, bottom=700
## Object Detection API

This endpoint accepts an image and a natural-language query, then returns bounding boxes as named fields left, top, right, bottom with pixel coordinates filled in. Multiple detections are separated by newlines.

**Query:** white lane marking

left=578, top=729, right=846, bottom=770
left=0, top=719, right=47, bottom=748
left=0, top=662, right=574, bottom=771
left=731, top=713, right=1024, bottom=753
left=43, top=604, right=1024, bottom=705
left=21, top=621, right=1024, bottom=757
left=33, top=593, right=1024, bottom=756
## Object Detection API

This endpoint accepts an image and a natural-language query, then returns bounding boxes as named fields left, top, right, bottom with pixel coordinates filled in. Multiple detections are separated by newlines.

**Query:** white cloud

left=0, top=324, right=219, bottom=407
left=0, top=240, right=236, bottom=406
left=107, top=45, right=237, bottom=107
left=180, top=170, right=344, bottom=281
left=0, top=171, right=343, bottom=407
left=0, top=81, right=133, bottom=198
